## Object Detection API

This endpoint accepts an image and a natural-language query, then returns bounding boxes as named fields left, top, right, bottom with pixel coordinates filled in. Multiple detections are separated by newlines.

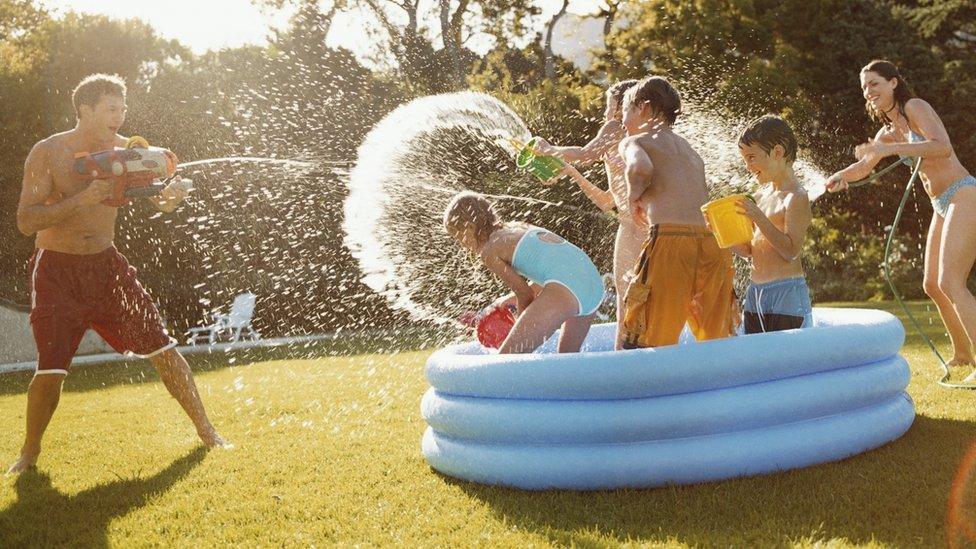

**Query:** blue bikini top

left=898, top=129, right=924, bottom=164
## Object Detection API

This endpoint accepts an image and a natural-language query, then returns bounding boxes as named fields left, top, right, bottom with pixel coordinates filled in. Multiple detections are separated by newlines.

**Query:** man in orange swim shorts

left=617, top=76, right=736, bottom=349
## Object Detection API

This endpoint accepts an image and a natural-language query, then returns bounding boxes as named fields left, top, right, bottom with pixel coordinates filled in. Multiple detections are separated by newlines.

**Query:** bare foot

left=946, top=359, right=976, bottom=384
left=199, top=430, right=233, bottom=450
left=964, top=368, right=976, bottom=384
left=6, top=454, right=38, bottom=476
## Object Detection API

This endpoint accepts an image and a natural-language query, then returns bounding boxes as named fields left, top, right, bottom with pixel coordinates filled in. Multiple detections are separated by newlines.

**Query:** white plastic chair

left=186, top=293, right=260, bottom=345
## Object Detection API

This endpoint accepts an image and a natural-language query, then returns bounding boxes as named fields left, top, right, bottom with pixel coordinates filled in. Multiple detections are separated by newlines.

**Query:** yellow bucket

left=701, top=194, right=754, bottom=248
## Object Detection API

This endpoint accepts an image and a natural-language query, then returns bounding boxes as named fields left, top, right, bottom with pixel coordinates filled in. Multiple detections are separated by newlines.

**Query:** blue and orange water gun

left=72, top=136, right=184, bottom=207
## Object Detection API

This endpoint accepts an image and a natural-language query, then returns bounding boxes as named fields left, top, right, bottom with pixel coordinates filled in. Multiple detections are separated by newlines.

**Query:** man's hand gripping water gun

left=72, top=135, right=192, bottom=210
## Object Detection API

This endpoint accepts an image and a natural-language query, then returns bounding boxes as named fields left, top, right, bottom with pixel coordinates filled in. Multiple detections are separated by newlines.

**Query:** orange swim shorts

left=620, top=224, right=736, bottom=349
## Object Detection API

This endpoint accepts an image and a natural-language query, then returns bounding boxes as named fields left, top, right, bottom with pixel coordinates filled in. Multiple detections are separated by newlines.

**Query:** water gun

left=460, top=302, right=517, bottom=349
left=72, top=136, right=184, bottom=207
left=510, top=137, right=565, bottom=182
left=509, top=137, right=620, bottom=221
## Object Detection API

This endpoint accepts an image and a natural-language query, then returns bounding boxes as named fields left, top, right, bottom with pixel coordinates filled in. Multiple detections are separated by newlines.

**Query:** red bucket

left=476, top=305, right=516, bottom=349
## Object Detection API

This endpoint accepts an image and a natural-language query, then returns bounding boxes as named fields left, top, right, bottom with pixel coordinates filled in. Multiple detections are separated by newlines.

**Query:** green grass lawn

left=0, top=302, right=974, bottom=547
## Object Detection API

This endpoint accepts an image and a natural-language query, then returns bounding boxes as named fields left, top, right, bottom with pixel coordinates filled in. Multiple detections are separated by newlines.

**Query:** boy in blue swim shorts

left=731, top=115, right=813, bottom=333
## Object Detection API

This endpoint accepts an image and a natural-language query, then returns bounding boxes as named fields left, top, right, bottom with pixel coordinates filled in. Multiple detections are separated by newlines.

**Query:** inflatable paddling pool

left=421, top=307, right=915, bottom=490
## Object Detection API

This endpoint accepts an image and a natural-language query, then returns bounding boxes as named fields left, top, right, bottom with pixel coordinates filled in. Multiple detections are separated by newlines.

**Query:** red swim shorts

left=28, top=247, right=176, bottom=375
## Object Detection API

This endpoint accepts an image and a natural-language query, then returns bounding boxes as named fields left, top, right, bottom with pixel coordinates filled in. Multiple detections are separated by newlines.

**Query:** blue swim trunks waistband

left=743, top=276, right=812, bottom=318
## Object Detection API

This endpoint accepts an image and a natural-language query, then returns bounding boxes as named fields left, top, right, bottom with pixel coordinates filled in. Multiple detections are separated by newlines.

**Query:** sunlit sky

left=42, top=0, right=607, bottom=67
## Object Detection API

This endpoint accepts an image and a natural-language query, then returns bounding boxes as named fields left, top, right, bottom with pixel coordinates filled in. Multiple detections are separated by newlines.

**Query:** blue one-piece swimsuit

left=510, top=227, right=604, bottom=316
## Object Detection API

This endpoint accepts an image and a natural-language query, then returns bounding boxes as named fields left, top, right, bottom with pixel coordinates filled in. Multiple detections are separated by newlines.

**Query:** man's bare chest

left=47, top=153, right=88, bottom=198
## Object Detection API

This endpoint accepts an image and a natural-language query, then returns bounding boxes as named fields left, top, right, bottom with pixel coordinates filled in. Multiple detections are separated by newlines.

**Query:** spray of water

left=344, top=92, right=539, bottom=323
left=343, top=92, right=833, bottom=325
left=178, top=157, right=316, bottom=171
left=117, top=152, right=372, bottom=345
left=672, top=100, right=830, bottom=200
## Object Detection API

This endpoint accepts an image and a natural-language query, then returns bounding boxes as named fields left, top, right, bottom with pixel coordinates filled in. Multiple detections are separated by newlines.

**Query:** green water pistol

left=512, top=137, right=565, bottom=181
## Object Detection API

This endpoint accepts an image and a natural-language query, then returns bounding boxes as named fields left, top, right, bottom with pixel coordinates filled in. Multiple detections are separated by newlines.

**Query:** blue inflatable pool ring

left=421, top=308, right=915, bottom=490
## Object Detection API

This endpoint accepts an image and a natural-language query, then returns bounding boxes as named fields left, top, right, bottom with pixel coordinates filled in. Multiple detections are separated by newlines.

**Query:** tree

left=0, top=0, right=49, bottom=303
left=897, top=0, right=976, bottom=45
left=0, top=0, right=45, bottom=43
left=358, top=0, right=541, bottom=90
left=542, top=0, right=568, bottom=79
left=254, top=0, right=544, bottom=92
left=596, top=0, right=624, bottom=37
left=38, top=13, right=189, bottom=128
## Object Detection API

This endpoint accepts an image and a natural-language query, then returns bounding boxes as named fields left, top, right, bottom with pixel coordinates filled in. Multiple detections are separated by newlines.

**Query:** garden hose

left=866, top=158, right=976, bottom=389
left=847, top=157, right=915, bottom=188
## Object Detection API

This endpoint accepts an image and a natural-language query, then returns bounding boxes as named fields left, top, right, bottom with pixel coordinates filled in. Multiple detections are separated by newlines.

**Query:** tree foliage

left=1, top=0, right=975, bottom=337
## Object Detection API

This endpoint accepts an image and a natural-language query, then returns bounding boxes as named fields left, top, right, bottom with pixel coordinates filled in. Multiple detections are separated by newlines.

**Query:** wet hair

left=443, top=191, right=501, bottom=247
left=606, top=79, right=639, bottom=108
left=739, top=115, right=798, bottom=163
left=624, top=76, right=681, bottom=125
left=861, top=60, right=916, bottom=126
left=72, top=74, right=127, bottom=118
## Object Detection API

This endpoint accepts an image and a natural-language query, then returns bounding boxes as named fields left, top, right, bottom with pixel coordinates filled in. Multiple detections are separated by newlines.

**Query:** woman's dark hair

left=861, top=60, right=916, bottom=125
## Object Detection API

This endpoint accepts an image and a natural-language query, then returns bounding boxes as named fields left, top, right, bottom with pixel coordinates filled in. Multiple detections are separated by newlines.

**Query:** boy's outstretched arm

left=737, top=193, right=811, bottom=262
left=537, top=121, right=623, bottom=165
left=555, top=164, right=615, bottom=213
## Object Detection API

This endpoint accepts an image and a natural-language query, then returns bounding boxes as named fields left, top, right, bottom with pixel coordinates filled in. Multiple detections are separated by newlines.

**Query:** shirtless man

left=534, top=79, right=640, bottom=324
left=616, top=75, right=735, bottom=349
left=8, top=74, right=228, bottom=475
left=732, top=115, right=813, bottom=333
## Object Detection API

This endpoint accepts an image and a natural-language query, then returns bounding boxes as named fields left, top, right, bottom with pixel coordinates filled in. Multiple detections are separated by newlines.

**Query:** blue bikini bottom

left=932, top=175, right=976, bottom=217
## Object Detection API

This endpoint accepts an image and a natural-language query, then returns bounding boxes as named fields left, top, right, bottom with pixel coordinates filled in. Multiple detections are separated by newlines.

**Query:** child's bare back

left=616, top=75, right=736, bottom=348
left=621, top=130, right=710, bottom=226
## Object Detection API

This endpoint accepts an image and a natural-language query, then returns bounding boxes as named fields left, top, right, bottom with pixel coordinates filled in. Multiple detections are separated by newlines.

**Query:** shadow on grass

left=444, top=415, right=975, bottom=547
left=0, top=447, right=207, bottom=548
left=0, top=327, right=449, bottom=397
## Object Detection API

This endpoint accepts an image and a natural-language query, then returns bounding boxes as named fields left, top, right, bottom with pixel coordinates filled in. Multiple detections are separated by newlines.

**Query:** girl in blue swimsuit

left=827, top=60, right=976, bottom=383
left=443, top=185, right=604, bottom=354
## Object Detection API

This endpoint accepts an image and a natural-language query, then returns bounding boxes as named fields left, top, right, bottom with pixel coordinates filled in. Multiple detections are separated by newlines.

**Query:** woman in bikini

left=827, top=59, right=976, bottom=382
